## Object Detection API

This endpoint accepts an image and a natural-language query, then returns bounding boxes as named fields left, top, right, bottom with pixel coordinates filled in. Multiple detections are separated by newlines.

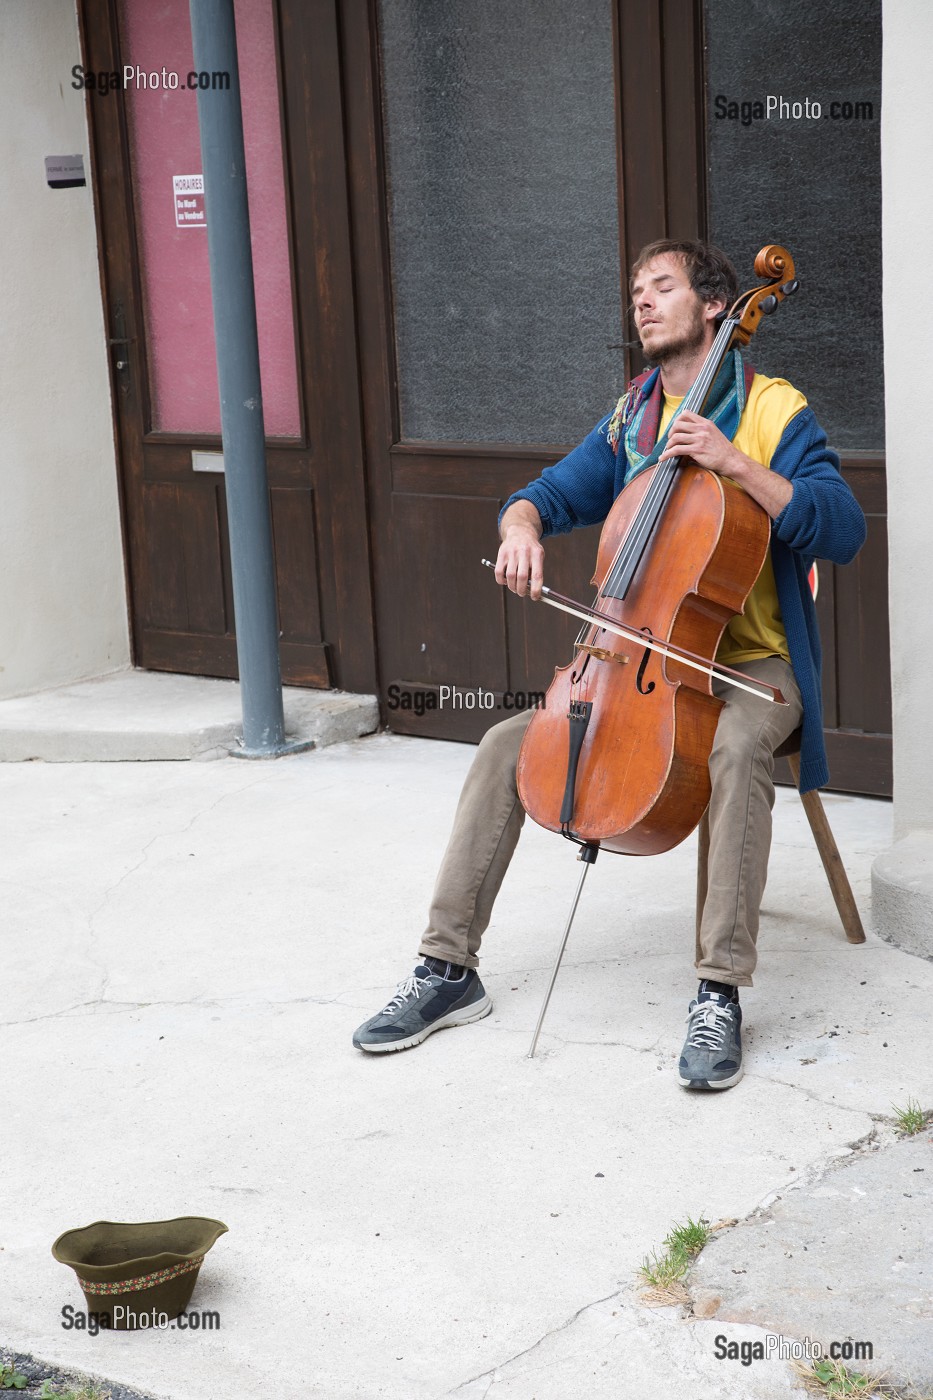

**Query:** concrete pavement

left=0, top=726, right=928, bottom=1399
left=0, top=671, right=378, bottom=761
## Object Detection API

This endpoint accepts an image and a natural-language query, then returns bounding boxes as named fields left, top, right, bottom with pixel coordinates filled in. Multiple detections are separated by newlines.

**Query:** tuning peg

left=780, top=280, right=799, bottom=295
left=760, top=294, right=778, bottom=314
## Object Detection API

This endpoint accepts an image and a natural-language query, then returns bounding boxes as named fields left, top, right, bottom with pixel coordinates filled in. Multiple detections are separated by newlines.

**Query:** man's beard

left=640, top=305, right=707, bottom=367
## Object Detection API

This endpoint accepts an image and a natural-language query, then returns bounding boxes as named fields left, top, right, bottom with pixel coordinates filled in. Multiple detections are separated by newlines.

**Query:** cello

left=487, top=245, right=800, bottom=1053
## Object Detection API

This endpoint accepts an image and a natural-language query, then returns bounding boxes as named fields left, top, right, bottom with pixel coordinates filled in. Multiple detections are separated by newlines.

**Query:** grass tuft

left=793, top=1356, right=933, bottom=1400
left=793, top=1356, right=878, bottom=1396
left=638, top=1214, right=712, bottom=1301
left=891, top=1098, right=929, bottom=1136
left=664, top=1216, right=712, bottom=1258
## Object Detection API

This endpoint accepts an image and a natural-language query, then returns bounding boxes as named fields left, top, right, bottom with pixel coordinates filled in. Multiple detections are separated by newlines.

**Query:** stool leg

left=788, top=754, right=866, bottom=944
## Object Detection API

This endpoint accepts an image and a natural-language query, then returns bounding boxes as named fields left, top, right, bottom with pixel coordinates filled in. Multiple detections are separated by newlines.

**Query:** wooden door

left=703, top=0, right=891, bottom=795
left=78, top=0, right=376, bottom=693
left=342, top=0, right=706, bottom=742
left=344, top=0, right=890, bottom=797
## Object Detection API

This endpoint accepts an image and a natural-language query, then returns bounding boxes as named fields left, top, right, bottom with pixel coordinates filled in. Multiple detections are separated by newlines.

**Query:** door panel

left=78, top=0, right=375, bottom=691
left=270, top=489, right=324, bottom=647
left=391, top=494, right=509, bottom=693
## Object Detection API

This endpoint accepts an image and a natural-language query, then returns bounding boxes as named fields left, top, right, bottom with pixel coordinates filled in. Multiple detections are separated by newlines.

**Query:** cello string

left=598, top=320, right=737, bottom=603
left=600, top=452, right=680, bottom=600
left=602, top=319, right=733, bottom=593
left=610, top=316, right=734, bottom=584
left=582, top=316, right=734, bottom=636
left=600, top=459, right=675, bottom=600
left=599, top=351, right=717, bottom=598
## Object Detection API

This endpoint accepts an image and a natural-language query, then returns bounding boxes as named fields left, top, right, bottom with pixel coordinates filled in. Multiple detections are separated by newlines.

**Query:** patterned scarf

left=607, top=348, right=755, bottom=487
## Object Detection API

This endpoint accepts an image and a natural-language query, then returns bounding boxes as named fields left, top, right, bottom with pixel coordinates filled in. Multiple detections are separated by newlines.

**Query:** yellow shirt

left=657, top=374, right=806, bottom=665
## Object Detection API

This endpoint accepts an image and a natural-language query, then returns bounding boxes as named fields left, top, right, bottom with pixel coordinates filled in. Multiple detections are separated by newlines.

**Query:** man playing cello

left=353, top=239, right=866, bottom=1089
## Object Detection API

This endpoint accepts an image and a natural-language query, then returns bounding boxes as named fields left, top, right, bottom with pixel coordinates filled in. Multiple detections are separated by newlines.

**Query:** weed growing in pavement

left=664, top=1216, right=712, bottom=1259
left=794, top=1355, right=933, bottom=1399
left=891, top=1099, right=929, bottom=1135
left=639, top=1214, right=712, bottom=1295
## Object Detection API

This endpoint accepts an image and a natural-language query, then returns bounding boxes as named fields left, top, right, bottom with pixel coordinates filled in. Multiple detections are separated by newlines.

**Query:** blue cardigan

left=500, top=404, right=866, bottom=793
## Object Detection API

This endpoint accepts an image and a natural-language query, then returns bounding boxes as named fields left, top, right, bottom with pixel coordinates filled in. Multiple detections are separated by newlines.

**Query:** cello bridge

left=575, top=642, right=630, bottom=665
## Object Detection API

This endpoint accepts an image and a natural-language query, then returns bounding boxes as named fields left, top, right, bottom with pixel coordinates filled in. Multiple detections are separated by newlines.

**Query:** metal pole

left=189, top=0, right=287, bottom=756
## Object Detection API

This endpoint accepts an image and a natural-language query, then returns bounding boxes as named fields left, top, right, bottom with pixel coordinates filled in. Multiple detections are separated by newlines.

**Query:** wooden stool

left=695, top=730, right=866, bottom=945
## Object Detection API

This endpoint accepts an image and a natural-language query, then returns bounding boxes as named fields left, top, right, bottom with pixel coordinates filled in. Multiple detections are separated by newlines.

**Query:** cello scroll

left=729, top=244, right=798, bottom=345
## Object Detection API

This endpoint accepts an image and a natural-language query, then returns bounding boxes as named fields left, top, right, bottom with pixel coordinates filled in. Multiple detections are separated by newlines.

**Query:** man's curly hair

left=630, top=239, right=739, bottom=315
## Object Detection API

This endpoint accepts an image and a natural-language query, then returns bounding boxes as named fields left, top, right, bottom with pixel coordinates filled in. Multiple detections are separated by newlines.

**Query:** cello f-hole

left=571, top=649, right=594, bottom=685
left=636, top=627, right=656, bottom=696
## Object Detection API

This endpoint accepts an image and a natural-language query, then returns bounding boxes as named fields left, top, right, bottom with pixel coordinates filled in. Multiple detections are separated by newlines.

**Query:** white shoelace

left=686, top=1000, right=734, bottom=1050
left=381, top=971, right=431, bottom=1016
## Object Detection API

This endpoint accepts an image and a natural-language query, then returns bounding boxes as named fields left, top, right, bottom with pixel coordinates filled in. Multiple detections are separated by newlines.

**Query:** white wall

left=871, top=0, right=933, bottom=956
left=881, top=0, right=933, bottom=839
left=0, top=1, right=129, bottom=699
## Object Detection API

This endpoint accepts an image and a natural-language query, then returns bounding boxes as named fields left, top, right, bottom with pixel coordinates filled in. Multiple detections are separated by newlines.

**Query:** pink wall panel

left=121, top=0, right=300, bottom=435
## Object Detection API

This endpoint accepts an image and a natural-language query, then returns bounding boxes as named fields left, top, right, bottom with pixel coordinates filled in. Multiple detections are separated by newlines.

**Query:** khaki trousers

left=418, top=657, right=802, bottom=988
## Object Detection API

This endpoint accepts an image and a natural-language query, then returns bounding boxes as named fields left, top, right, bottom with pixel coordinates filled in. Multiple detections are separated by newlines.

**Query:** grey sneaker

left=678, top=993, right=743, bottom=1089
left=352, top=965, right=492, bottom=1053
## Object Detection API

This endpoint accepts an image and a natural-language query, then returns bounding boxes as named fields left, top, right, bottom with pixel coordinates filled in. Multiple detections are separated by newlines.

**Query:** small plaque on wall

left=45, top=155, right=86, bottom=189
left=174, top=174, right=206, bottom=228
left=192, top=451, right=224, bottom=474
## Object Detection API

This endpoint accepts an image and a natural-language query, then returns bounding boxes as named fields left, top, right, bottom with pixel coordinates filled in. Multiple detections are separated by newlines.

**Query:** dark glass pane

left=705, top=0, right=882, bottom=450
left=378, top=0, right=622, bottom=444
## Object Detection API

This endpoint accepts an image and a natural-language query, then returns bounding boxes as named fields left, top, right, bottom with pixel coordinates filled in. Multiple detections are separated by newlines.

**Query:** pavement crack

left=745, top=1070, right=881, bottom=1126
left=0, top=992, right=342, bottom=1029
left=442, top=1287, right=620, bottom=1397
left=485, top=1020, right=666, bottom=1057
left=677, top=1124, right=885, bottom=1276
left=0, top=998, right=116, bottom=1028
